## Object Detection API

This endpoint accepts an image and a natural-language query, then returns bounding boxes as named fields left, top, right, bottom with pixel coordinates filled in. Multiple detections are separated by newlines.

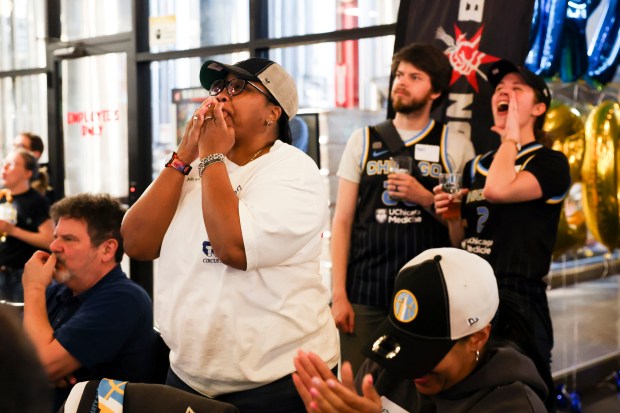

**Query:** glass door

left=60, top=53, right=129, bottom=199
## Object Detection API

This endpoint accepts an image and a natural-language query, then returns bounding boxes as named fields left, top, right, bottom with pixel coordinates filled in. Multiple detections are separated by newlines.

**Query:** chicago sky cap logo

left=393, top=289, right=418, bottom=323
left=436, top=24, right=500, bottom=92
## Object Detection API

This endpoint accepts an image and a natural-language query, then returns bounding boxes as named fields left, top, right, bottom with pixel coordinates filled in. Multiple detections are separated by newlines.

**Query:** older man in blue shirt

left=22, top=193, right=156, bottom=410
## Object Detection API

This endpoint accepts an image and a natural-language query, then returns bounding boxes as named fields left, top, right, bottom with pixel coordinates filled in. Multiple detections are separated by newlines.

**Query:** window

left=0, top=75, right=48, bottom=160
left=148, top=0, right=249, bottom=52
left=267, top=0, right=399, bottom=38
left=271, top=36, right=394, bottom=110
left=0, top=0, right=46, bottom=70
left=61, top=0, right=132, bottom=41
left=62, top=54, right=128, bottom=197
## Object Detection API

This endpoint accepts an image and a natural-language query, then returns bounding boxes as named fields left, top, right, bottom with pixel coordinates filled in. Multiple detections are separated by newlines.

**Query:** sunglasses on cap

left=209, top=78, right=274, bottom=102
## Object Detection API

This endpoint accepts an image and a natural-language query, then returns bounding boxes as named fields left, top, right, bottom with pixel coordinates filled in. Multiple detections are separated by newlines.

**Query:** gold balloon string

left=570, top=276, right=578, bottom=389
left=601, top=252, right=611, bottom=278
left=572, top=83, right=578, bottom=102
left=548, top=250, right=571, bottom=389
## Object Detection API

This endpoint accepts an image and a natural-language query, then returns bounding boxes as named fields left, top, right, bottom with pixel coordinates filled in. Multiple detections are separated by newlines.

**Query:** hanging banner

left=393, top=0, right=535, bottom=153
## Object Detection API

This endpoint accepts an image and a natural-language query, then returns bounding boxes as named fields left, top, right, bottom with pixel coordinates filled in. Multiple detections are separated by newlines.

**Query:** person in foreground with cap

left=433, top=60, right=570, bottom=410
left=121, top=57, right=338, bottom=412
left=293, top=248, right=549, bottom=412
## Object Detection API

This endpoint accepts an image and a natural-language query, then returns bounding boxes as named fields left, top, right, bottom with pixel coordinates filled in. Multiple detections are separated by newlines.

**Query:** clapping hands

left=292, top=350, right=382, bottom=413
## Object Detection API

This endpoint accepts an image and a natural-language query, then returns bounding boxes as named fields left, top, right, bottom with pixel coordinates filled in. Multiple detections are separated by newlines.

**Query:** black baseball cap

left=487, top=60, right=551, bottom=110
left=199, top=57, right=298, bottom=119
left=363, top=248, right=499, bottom=379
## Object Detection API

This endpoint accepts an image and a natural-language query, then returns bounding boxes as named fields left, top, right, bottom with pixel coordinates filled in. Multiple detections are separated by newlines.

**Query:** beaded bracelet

left=198, top=153, right=226, bottom=177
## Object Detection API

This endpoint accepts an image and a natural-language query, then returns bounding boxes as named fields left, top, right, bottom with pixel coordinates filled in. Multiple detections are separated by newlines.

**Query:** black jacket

left=357, top=345, right=548, bottom=412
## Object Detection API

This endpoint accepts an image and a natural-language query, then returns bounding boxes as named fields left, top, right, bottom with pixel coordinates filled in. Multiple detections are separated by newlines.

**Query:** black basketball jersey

left=347, top=120, right=451, bottom=307
left=0, top=188, right=50, bottom=267
left=461, top=142, right=571, bottom=280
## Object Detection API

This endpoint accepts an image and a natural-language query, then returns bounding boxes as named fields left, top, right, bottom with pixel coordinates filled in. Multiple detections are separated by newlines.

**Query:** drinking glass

left=439, top=173, right=462, bottom=220
left=388, top=155, right=413, bottom=201
left=388, top=155, right=413, bottom=175
left=0, top=202, right=17, bottom=242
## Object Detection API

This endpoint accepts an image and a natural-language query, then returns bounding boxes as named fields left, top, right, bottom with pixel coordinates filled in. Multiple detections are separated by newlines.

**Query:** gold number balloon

left=581, top=100, right=620, bottom=251
left=552, top=187, right=587, bottom=259
left=544, top=103, right=585, bottom=184
left=546, top=103, right=588, bottom=257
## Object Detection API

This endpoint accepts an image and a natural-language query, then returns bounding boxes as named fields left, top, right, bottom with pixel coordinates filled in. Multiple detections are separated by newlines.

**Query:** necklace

left=243, top=142, right=275, bottom=165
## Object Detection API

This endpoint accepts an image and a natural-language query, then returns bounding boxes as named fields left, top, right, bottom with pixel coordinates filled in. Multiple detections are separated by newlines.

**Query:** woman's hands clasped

left=177, top=98, right=236, bottom=163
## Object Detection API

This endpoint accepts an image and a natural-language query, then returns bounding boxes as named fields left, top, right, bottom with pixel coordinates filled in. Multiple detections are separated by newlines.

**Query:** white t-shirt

left=337, top=122, right=475, bottom=183
left=156, top=140, right=339, bottom=396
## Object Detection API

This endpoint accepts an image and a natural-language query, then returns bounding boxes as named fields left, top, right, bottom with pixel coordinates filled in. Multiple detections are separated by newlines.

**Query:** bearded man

left=330, top=43, right=475, bottom=373
left=22, top=193, right=155, bottom=410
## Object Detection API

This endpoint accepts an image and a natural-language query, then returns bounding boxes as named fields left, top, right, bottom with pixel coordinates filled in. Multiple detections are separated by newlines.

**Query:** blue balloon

left=559, top=0, right=601, bottom=82
left=588, top=0, right=620, bottom=85
left=526, top=0, right=569, bottom=77
left=529, top=0, right=542, bottom=51
left=526, top=0, right=551, bottom=72
left=555, top=384, right=583, bottom=413
left=539, top=0, right=569, bottom=77
left=586, top=0, right=604, bottom=13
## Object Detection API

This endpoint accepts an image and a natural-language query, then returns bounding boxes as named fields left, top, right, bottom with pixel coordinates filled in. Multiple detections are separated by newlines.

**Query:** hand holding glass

left=439, top=173, right=462, bottom=220
left=0, top=203, right=17, bottom=242
left=388, top=156, right=413, bottom=201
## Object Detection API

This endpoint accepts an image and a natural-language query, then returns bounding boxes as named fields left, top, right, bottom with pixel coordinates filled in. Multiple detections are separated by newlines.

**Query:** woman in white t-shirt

left=121, top=58, right=339, bottom=413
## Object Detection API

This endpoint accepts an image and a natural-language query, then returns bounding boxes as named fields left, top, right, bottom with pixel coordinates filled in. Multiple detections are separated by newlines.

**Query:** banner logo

left=437, top=25, right=500, bottom=92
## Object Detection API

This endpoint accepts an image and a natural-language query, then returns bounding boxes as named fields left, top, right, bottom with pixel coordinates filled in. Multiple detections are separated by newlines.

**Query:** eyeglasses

left=209, top=78, right=273, bottom=101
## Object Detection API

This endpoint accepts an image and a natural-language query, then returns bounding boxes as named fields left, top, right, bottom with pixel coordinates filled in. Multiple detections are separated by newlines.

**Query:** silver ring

left=193, top=115, right=198, bottom=121
left=205, top=116, right=213, bottom=120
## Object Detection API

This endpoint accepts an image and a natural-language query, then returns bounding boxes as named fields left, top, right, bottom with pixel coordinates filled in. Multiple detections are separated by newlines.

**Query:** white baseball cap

left=200, top=57, right=298, bottom=119
left=363, top=247, right=499, bottom=378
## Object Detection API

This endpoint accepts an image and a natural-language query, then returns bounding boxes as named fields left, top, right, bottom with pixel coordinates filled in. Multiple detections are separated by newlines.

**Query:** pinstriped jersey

left=462, top=142, right=571, bottom=280
left=347, top=120, right=452, bottom=307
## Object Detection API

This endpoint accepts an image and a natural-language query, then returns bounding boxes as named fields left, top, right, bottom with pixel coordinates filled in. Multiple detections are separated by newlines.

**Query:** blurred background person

left=0, top=149, right=54, bottom=302
left=13, top=132, right=54, bottom=201
left=122, top=57, right=338, bottom=413
left=0, top=306, right=53, bottom=413
left=289, top=115, right=309, bottom=152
